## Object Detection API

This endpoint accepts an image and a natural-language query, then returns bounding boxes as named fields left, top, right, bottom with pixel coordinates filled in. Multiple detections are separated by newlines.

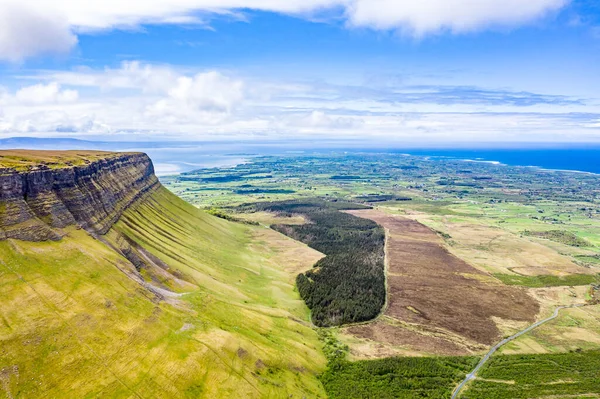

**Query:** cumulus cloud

left=15, top=83, right=79, bottom=104
left=146, top=71, right=245, bottom=124
left=162, top=71, right=243, bottom=113
left=345, top=0, right=568, bottom=34
left=0, top=0, right=570, bottom=60
left=0, top=3, right=77, bottom=62
left=278, top=110, right=365, bottom=130
left=1, top=62, right=246, bottom=134
left=1, top=61, right=598, bottom=142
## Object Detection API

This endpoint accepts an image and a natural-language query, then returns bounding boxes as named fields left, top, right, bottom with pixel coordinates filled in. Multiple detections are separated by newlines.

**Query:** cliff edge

left=0, top=150, right=160, bottom=241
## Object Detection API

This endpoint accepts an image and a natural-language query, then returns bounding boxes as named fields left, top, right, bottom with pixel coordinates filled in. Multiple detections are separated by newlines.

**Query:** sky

left=0, top=0, right=599, bottom=145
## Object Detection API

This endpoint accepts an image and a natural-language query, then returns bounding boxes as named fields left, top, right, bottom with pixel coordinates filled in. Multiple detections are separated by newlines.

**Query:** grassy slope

left=0, top=187, right=326, bottom=398
left=0, top=150, right=132, bottom=170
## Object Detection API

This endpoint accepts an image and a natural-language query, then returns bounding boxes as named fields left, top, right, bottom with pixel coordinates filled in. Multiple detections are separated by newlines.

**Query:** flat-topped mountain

left=0, top=150, right=159, bottom=241
left=0, top=150, right=326, bottom=398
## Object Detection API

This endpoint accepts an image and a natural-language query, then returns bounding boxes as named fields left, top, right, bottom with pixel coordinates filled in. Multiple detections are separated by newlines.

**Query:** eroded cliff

left=0, top=151, right=160, bottom=241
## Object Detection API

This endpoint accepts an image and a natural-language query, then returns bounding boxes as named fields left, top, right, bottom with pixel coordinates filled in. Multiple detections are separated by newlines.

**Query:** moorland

left=163, top=152, right=600, bottom=398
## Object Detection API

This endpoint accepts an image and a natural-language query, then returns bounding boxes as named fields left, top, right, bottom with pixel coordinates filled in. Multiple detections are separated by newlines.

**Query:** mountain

left=0, top=150, right=326, bottom=398
left=0, top=137, right=104, bottom=150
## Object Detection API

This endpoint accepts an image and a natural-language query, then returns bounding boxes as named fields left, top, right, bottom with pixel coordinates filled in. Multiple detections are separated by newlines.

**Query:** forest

left=241, top=199, right=386, bottom=326
left=320, top=355, right=477, bottom=399
left=463, top=350, right=600, bottom=398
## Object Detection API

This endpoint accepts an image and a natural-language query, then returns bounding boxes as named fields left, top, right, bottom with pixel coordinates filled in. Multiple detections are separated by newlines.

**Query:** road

left=451, top=304, right=585, bottom=399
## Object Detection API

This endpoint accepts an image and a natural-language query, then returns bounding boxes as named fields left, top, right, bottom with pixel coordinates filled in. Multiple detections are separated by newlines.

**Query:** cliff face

left=0, top=153, right=159, bottom=241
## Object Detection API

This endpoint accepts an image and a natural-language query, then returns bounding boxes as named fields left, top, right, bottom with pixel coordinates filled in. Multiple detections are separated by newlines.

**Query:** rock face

left=0, top=153, right=159, bottom=241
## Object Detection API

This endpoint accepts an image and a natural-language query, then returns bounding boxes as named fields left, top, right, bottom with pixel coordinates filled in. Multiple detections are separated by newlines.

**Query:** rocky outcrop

left=0, top=153, right=159, bottom=241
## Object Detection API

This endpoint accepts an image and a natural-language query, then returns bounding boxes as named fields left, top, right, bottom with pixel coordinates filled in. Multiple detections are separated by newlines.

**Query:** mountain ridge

left=0, top=150, right=327, bottom=398
left=0, top=151, right=159, bottom=241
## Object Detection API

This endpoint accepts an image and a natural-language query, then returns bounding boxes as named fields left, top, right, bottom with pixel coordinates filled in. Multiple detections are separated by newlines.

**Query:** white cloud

left=346, top=0, right=568, bottom=34
left=1, top=61, right=598, bottom=143
left=163, top=71, right=244, bottom=113
left=142, top=70, right=245, bottom=125
left=277, top=110, right=365, bottom=130
left=0, top=0, right=570, bottom=60
left=0, top=3, right=77, bottom=62
left=15, top=83, right=79, bottom=104
left=36, top=61, right=180, bottom=93
left=0, top=63, right=246, bottom=134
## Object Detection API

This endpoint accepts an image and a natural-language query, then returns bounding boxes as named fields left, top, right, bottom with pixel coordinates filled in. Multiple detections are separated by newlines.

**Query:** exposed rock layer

left=0, top=153, right=159, bottom=241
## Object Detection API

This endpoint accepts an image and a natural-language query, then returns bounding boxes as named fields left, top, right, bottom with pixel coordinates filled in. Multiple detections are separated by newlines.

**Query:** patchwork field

left=163, top=152, right=600, bottom=396
left=341, top=210, right=539, bottom=358
left=390, top=207, right=592, bottom=277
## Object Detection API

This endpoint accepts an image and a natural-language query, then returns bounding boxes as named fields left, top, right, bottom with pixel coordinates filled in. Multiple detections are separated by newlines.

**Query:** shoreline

left=400, top=152, right=600, bottom=177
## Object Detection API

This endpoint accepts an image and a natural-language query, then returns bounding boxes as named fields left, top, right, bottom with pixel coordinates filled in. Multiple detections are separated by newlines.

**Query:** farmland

left=161, top=152, right=600, bottom=397
left=343, top=209, right=539, bottom=357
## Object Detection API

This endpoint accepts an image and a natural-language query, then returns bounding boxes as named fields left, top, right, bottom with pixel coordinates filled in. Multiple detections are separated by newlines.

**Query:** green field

left=0, top=149, right=132, bottom=170
left=462, top=350, right=600, bottom=398
left=160, top=152, right=600, bottom=397
left=493, top=273, right=600, bottom=287
left=320, top=356, right=478, bottom=399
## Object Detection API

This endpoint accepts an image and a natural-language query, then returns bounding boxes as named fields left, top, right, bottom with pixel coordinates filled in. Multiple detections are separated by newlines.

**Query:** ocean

left=147, top=147, right=600, bottom=176
left=3, top=137, right=599, bottom=175
left=391, top=148, right=600, bottom=175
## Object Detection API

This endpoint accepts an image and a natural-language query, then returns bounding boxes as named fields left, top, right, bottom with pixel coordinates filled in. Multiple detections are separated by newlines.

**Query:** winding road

left=451, top=304, right=585, bottom=399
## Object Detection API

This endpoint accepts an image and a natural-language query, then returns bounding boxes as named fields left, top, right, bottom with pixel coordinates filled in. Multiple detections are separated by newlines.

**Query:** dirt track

left=345, top=210, right=540, bottom=356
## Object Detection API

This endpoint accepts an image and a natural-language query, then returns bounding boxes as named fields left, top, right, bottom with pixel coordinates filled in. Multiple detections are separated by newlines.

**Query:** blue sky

left=0, top=0, right=599, bottom=145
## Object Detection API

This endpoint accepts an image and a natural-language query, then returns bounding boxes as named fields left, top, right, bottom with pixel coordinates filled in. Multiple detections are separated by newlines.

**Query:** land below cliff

left=167, top=152, right=600, bottom=398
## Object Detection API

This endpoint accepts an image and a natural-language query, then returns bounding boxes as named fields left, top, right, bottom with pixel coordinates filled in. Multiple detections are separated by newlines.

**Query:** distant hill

left=0, top=137, right=104, bottom=150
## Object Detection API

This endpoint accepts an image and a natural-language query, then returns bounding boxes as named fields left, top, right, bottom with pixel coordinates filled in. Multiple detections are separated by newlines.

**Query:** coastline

left=398, top=150, right=600, bottom=176
left=155, top=156, right=250, bottom=176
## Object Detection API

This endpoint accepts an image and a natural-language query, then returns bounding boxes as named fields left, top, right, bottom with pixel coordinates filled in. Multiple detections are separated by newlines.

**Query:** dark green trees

left=245, top=200, right=386, bottom=326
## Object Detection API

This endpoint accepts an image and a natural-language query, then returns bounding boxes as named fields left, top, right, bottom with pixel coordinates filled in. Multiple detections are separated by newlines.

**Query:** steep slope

left=0, top=151, right=326, bottom=398
left=0, top=150, right=159, bottom=241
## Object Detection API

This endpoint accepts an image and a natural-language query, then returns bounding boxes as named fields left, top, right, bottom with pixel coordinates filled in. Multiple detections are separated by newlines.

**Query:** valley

left=164, top=152, right=600, bottom=398
left=2, top=150, right=600, bottom=398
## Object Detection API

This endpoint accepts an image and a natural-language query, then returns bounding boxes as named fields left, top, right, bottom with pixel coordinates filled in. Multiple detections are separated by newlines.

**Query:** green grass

left=0, top=187, right=327, bottom=398
left=576, top=255, right=600, bottom=265
left=523, top=230, right=593, bottom=247
left=462, top=350, right=600, bottom=398
left=0, top=150, right=132, bottom=170
left=320, top=356, right=478, bottom=399
left=493, top=273, right=600, bottom=287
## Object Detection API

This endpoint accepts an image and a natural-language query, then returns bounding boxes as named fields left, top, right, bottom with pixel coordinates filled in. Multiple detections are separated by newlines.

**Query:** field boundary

left=451, top=304, right=587, bottom=399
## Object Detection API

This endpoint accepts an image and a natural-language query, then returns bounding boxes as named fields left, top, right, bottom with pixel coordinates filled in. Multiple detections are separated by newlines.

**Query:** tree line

left=240, top=199, right=386, bottom=326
